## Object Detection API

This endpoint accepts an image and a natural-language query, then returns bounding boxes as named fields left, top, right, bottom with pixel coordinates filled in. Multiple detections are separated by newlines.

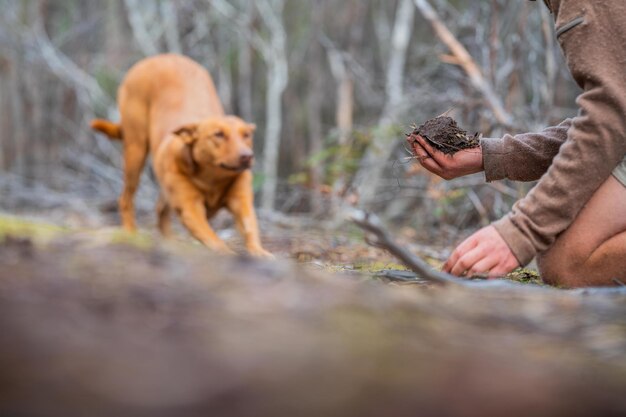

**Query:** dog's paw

left=248, top=247, right=275, bottom=260
left=208, top=242, right=237, bottom=256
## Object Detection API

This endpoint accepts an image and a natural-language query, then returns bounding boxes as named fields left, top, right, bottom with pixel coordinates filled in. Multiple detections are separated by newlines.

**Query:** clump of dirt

left=408, top=116, right=480, bottom=155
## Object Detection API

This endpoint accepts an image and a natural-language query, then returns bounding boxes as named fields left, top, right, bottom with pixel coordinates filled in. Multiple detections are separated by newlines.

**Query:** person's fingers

left=449, top=246, right=487, bottom=276
left=415, top=135, right=448, bottom=165
left=410, top=136, right=430, bottom=156
left=412, top=142, right=430, bottom=161
left=487, top=258, right=520, bottom=278
left=445, top=226, right=520, bottom=278
left=467, top=257, right=499, bottom=277
left=411, top=140, right=444, bottom=173
left=442, top=247, right=459, bottom=272
left=486, top=266, right=508, bottom=279
left=443, top=236, right=479, bottom=273
left=421, top=159, right=444, bottom=174
left=414, top=135, right=437, bottom=158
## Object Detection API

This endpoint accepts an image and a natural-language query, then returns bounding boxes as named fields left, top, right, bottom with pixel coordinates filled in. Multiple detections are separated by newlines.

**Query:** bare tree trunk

left=0, top=59, right=7, bottom=171
left=383, top=0, right=415, bottom=116
left=216, top=26, right=233, bottom=114
left=8, top=43, right=26, bottom=178
left=261, top=61, right=288, bottom=211
left=327, top=49, right=355, bottom=213
left=325, top=46, right=354, bottom=148
left=26, top=66, right=45, bottom=180
left=259, top=0, right=288, bottom=212
left=540, top=2, right=557, bottom=117
left=488, top=0, right=500, bottom=85
left=237, top=1, right=254, bottom=122
left=337, top=75, right=354, bottom=148
left=306, top=0, right=325, bottom=215
left=23, top=0, right=44, bottom=180
left=209, top=0, right=288, bottom=211
left=353, top=0, right=415, bottom=207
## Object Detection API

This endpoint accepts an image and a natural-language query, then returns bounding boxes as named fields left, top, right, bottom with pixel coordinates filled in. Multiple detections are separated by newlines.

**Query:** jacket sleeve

left=492, top=0, right=626, bottom=266
left=481, top=119, right=572, bottom=182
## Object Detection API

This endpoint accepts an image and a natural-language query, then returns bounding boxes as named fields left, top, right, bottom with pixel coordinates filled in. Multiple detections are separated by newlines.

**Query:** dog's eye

left=214, top=131, right=226, bottom=139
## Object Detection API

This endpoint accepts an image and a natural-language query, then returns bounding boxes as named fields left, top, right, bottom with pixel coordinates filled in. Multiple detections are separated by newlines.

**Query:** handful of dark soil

left=408, top=116, right=480, bottom=155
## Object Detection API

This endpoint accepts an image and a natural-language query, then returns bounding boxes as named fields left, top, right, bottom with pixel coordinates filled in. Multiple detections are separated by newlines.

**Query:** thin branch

left=211, top=0, right=271, bottom=58
left=413, top=0, right=514, bottom=128
left=351, top=211, right=462, bottom=286
left=124, top=0, right=160, bottom=56
left=32, top=18, right=109, bottom=110
left=466, top=189, right=489, bottom=227
left=159, top=1, right=182, bottom=53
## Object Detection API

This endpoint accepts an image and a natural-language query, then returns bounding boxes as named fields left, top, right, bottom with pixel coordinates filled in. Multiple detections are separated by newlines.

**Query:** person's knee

left=537, top=248, right=583, bottom=288
left=537, top=251, right=559, bottom=286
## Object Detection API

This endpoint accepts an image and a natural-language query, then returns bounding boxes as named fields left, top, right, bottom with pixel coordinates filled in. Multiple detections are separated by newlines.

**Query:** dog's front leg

left=226, top=174, right=274, bottom=259
left=233, top=204, right=273, bottom=259
left=156, top=194, right=173, bottom=238
left=173, top=191, right=235, bottom=255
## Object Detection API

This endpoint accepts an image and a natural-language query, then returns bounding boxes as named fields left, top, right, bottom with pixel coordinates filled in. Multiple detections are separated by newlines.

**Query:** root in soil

left=408, top=116, right=480, bottom=155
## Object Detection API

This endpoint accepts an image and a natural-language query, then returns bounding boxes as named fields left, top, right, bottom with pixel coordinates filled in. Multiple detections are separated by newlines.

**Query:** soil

left=1, top=233, right=626, bottom=417
left=409, top=116, right=480, bottom=155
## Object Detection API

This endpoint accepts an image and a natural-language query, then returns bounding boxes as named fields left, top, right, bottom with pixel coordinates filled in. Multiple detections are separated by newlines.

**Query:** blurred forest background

left=0, top=0, right=580, bottom=235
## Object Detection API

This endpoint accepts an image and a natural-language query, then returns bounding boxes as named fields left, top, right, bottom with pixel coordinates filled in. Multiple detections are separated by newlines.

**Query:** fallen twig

left=351, top=211, right=462, bottom=286
left=351, top=211, right=626, bottom=294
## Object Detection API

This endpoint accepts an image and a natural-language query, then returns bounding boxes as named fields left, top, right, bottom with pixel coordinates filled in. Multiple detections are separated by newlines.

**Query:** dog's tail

left=91, top=119, right=123, bottom=141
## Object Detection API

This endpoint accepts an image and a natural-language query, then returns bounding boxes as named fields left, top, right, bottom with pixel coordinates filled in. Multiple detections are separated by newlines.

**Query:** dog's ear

left=174, top=124, right=199, bottom=175
left=173, top=124, right=198, bottom=145
left=247, top=123, right=257, bottom=132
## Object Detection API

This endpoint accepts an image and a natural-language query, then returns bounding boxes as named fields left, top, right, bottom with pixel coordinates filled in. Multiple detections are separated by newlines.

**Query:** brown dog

left=92, top=54, right=272, bottom=258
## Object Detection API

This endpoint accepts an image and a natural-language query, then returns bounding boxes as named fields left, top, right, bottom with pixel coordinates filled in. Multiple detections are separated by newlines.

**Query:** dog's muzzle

left=220, top=154, right=254, bottom=172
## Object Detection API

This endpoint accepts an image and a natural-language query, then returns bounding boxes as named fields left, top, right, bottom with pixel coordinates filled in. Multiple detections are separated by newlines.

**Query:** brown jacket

left=481, top=0, right=626, bottom=265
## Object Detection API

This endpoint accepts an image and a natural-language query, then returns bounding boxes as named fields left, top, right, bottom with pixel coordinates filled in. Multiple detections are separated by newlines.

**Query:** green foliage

left=290, top=128, right=374, bottom=187
left=102, top=230, right=157, bottom=250
left=0, top=215, right=156, bottom=250
left=0, top=215, right=65, bottom=242
left=253, top=172, right=266, bottom=193
left=505, top=269, right=545, bottom=286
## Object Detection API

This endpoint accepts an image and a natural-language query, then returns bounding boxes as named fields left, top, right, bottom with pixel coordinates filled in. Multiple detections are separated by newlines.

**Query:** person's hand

left=407, top=134, right=484, bottom=180
left=443, top=226, right=520, bottom=278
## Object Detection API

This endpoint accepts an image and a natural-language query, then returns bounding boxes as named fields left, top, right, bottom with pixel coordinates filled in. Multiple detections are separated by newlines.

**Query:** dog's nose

left=240, top=153, right=254, bottom=167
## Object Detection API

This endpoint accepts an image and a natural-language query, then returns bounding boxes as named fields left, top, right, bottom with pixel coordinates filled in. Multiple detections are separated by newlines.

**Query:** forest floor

left=1, top=209, right=625, bottom=417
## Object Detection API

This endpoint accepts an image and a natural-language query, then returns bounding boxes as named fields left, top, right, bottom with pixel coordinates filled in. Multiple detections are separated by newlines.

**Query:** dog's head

left=174, top=116, right=256, bottom=175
